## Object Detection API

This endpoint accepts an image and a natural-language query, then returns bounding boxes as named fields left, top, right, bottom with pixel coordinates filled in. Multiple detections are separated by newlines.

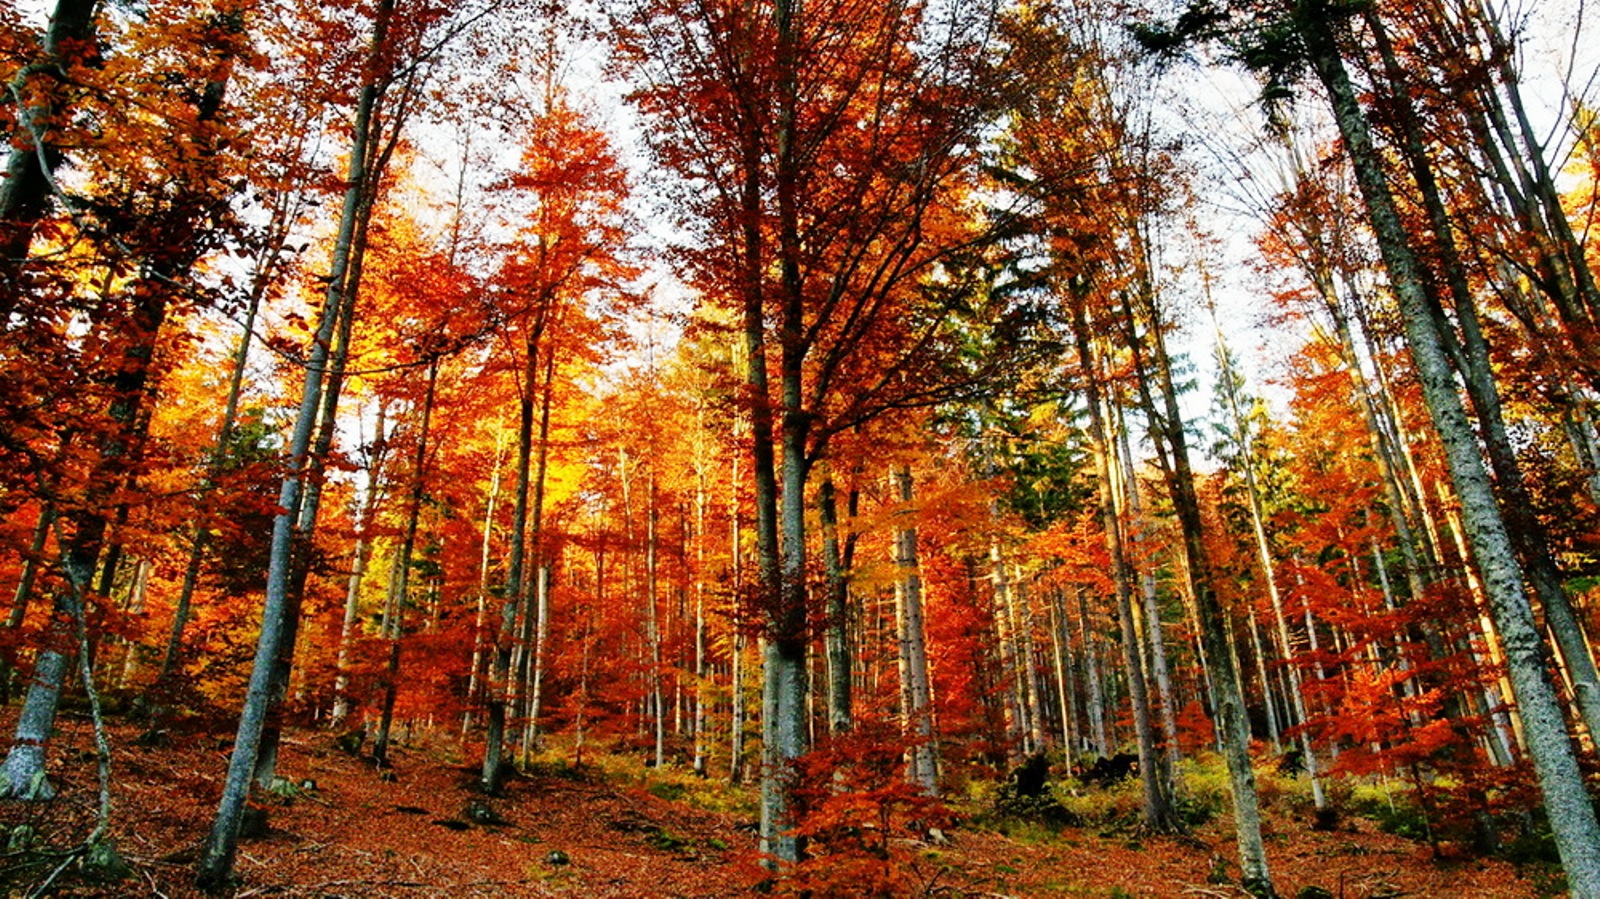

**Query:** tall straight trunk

left=1012, top=568, right=1046, bottom=754
left=463, top=428, right=505, bottom=735
left=374, top=358, right=438, bottom=766
left=332, top=403, right=389, bottom=729
left=1074, top=296, right=1176, bottom=828
left=254, top=173, right=375, bottom=790
left=1213, top=330, right=1325, bottom=809
left=1124, top=286, right=1272, bottom=894
left=1047, top=589, right=1078, bottom=752
left=729, top=440, right=749, bottom=785
left=760, top=0, right=810, bottom=866
left=692, top=459, right=708, bottom=775
left=990, top=540, right=1028, bottom=756
left=160, top=261, right=269, bottom=686
left=646, top=467, right=666, bottom=768
left=1117, top=414, right=1181, bottom=765
left=819, top=474, right=852, bottom=735
left=517, top=341, right=559, bottom=756
left=482, top=334, right=540, bottom=792
left=197, top=3, right=393, bottom=882
left=892, top=465, right=937, bottom=794
left=1298, top=13, right=1600, bottom=890
left=1076, top=587, right=1108, bottom=757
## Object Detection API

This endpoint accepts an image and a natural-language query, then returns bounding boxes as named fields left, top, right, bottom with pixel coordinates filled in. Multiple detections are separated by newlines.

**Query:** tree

left=1136, top=3, right=1600, bottom=889
left=613, top=0, right=1022, bottom=865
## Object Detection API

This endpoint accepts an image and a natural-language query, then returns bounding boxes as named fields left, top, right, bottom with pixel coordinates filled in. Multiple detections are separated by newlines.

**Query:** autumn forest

left=3, top=0, right=1600, bottom=895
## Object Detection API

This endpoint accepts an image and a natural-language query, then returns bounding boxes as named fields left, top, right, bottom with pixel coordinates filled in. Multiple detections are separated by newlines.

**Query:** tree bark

left=1124, top=287, right=1273, bottom=894
left=197, top=3, right=393, bottom=883
left=892, top=465, right=937, bottom=794
left=1298, top=10, right=1600, bottom=890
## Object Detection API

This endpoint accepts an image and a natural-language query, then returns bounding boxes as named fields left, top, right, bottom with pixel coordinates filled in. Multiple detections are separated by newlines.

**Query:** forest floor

left=0, top=709, right=1561, bottom=897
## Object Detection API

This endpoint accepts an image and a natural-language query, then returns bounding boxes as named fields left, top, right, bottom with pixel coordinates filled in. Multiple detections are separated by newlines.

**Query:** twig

left=140, top=866, right=170, bottom=899
left=26, top=846, right=84, bottom=899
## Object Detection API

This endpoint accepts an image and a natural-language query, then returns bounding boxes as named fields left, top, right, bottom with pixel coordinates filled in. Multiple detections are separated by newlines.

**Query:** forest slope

left=0, top=711, right=1552, bottom=897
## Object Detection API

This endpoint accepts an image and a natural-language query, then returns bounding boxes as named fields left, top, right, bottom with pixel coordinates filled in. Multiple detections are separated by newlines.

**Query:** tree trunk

left=1298, top=12, right=1600, bottom=890
left=1213, top=330, right=1325, bottom=809
left=892, top=465, right=938, bottom=794
left=819, top=474, right=853, bottom=736
left=1124, top=288, right=1274, bottom=894
left=1075, top=296, right=1177, bottom=829
left=374, top=357, right=438, bottom=766
left=646, top=466, right=666, bottom=768
left=196, top=2, right=393, bottom=881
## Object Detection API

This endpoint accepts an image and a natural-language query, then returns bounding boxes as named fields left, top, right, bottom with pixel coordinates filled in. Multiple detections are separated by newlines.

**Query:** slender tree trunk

left=518, top=341, right=559, bottom=757
left=374, top=358, right=438, bottom=766
left=1213, top=329, right=1325, bottom=809
left=692, top=457, right=709, bottom=775
left=990, top=540, right=1027, bottom=757
left=1047, top=589, right=1078, bottom=753
left=483, top=323, right=546, bottom=792
left=1117, top=414, right=1181, bottom=766
left=1124, top=287, right=1274, bottom=894
left=463, top=428, right=505, bottom=736
left=1075, top=297, right=1176, bottom=829
left=197, top=4, right=393, bottom=881
left=729, top=440, right=748, bottom=785
left=1076, top=587, right=1108, bottom=758
left=892, top=465, right=937, bottom=794
left=1299, top=13, right=1600, bottom=889
left=820, top=474, right=853, bottom=736
left=332, top=404, right=389, bottom=730
left=160, top=266, right=270, bottom=687
left=646, top=467, right=666, bottom=768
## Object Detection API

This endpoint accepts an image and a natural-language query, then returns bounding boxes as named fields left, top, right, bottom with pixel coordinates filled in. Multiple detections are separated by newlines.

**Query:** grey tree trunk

left=820, top=475, right=853, bottom=736
left=332, top=403, right=389, bottom=730
left=646, top=467, right=666, bottom=768
left=1124, top=288, right=1273, bottom=894
left=892, top=465, right=938, bottom=794
left=196, top=3, right=392, bottom=883
left=1298, top=12, right=1600, bottom=891
left=1075, top=293, right=1177, bottom=829
left=462, top=428, right=504, bottom=735
left=1075, top=587, right=1108, bottom=758
left=517, top=342, right=559, bottom=758
left=1118, top=416, right=1181, bottom=766
left=1212, top=331, right=1324, bottom=809
left=374, top=357, right=438, bottom=766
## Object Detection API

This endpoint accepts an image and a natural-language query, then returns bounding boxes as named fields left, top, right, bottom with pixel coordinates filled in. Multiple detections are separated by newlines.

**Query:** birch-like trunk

left=892, top=465, right=937, bottom=794
left=1124, top=287, right=1273, bottom=893
left=1299, top=13, right=1600, bottom=889
left=198, top=5, right=392, bottom=880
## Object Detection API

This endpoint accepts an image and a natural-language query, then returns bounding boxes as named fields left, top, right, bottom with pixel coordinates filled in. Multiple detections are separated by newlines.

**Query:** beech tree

left=1136, top=2, right=1600, bottom=890
left=612, top=0, right=1025, bottom=864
